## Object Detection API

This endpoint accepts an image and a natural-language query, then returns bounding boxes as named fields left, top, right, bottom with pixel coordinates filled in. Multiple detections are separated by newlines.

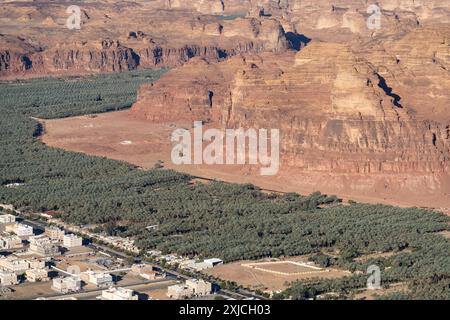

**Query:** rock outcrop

left=0, top=1, right=288, bottom=77
left=3, top=0, right=450, bottom=78
left=130, top=25, right=450, bottom=204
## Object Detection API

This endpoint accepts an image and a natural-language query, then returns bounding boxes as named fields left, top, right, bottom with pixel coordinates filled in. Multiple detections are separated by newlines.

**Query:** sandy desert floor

left=39, top=110, right=450, bottom=211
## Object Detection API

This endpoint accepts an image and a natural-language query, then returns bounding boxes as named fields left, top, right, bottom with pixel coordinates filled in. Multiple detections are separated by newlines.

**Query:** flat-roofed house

left=26, top=269, right=49, bottom=282
left=0, top=214, right=16, bottom=224
left=45, top=227, right=65, bottom=241
left=0, top=235, right=23, bottom=250
left=0, top=271, right=18, bottom=286
left=52, top=277, right=82, bottom=293
left=100, top=287, right=139, bottom=300
left=63, top=234, right=83, bottom=248
left=28, top=236, right=60, bottom=256
left=0, top=256, right=30, bottom=274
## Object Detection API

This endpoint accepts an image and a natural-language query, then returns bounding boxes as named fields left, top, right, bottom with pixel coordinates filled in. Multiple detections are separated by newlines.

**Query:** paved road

left=14, top=212, right=268, bottom=301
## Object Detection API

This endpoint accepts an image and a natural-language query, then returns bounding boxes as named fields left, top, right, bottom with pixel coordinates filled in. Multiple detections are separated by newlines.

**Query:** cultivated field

left=243, top=261, right=325, bottom=276
left=204, top=257, right=350, bottom=293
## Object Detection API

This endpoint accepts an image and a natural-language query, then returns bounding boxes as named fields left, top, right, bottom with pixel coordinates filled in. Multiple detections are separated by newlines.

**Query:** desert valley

left=3, top=0, right=448, bottom=207
left=1, top=0, right=450, bottom=303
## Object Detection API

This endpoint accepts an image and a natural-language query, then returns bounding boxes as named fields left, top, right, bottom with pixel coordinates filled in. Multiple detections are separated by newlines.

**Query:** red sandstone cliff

left=130, top=26, right=450, bottom=202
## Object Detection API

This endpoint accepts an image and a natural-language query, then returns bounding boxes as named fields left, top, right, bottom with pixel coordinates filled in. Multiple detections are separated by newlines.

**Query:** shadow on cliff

left=286, top=32, right=311, bottom=51
left=376, top=74, right=403, bottom=108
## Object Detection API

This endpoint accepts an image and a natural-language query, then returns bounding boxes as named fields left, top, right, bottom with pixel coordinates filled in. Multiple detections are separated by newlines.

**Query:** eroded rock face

left=130, top=25, right=450, bottom=202
left=0, top=1, right=288, bottom=77
left=2, top=0, right=450, bottom=78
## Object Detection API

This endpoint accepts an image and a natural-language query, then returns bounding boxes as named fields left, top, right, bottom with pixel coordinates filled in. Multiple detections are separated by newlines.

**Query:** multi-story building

left=63, top=234, right=83, bottom=248
left=28, top=236, right=60, bottom=256
left=131, top=264, right=165, bottom=280
left=0, top=271, right=18, bottom=286
left=167, top=279, right=212, bottom=299
left=186, top=279, right=212, bottom=297
left=81, top=271, right=113, bottom=288
left=45, top=226, right=65, bottom=241
left=52, top=277, right=82, bottom=293
left=25, top=269, right=49, bottom=282
left=27, top=258, right=46, bottom=269
left=167, top=284, right=193, bottom=299
left=0, top=214, right=16, bottom=224
left=5, top=223, right=34, bottom=238
left=0, top=235, right=23, bottom=250
left=0, top=256, right=30, bottom=274
left=100, top=287, right=139, bottom=300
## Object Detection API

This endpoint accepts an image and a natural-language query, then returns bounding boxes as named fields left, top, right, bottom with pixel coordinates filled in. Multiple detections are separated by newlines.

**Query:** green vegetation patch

left=0, top=70, right=449, bottom=299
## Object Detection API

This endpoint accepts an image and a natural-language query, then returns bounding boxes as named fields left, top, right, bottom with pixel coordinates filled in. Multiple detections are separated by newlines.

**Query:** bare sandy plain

left=40, top=110, right=450, bottom=210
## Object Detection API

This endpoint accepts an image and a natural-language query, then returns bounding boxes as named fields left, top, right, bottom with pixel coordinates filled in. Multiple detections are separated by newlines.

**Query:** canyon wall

left=0, top=1, right=287, bottom=77
left=2, top=0, right=450, bottom=78
left=130, top=25, right=450, bottom=203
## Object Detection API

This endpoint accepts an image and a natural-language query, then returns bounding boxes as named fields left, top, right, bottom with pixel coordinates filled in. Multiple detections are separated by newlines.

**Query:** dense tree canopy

left=0, top=71, right=449, bottom=299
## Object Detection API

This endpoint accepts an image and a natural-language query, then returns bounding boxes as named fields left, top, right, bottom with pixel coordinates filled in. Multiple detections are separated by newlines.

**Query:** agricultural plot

left=242, top=261, right=327, bottom=276
left=0, top=71, right=449, bottom=299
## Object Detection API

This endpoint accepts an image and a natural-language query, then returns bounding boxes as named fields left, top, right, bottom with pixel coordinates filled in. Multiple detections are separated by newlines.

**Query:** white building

left=100, top=287, right=139, bottom=300
left=52, top=277, right=82, bottom=293
left=81, top=270, right=113, bottom=288
left=0, top=256, right=30, bottom=274
left=28, top=236, right=60, bottom=256
left=27, top=258, right=46, bottom=269
left=131, top=264, right=165, bottom=280
left=63, top=234, right=83, bottom=248
left=5, top=223, right=33, bottom=237
left=0, top=214, right=16, bottom=224
left=167, top=284, right=193, bottom=299
left=0, top=235, right=23, bottom=250
left=167, top=279, right=212, bottom=299
left=0, top=271, right=18, bottom=286
left=45, top=227, right=65, bottom=241
left=186, top=279, right=212, bottom=296
left=204, top=258, right=224, bottom=268
left=25, top=269, right=49, bottom=282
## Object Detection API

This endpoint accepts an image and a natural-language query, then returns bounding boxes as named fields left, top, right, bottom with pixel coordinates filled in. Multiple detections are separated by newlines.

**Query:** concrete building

left=0, top=256, right=30, bottom=274
left=27, top=258, right=46, bottom=269
left=52, top=277, right=82, bottom=293
left=167, top=279, right=212, bottom=299
left=45, top=226, right=65, bottom=241
left=0, top=271, right=18, bottom=286
left=0, top=214, right=16, bottom=224
left=81, top=270, right=113, bottom=288
left=167, top=284, right=193, bottom=299
left=100, top=287, right=139, bottom=300
left=186, top=279, right=212, bottom=297
left=204, top=258, right=224, bottom=268
left=180, top=258, right=224, bottom=272
left=63, top=234, right=83, bottom=248
left=0, top=235, right=23, bottom=250
left=131, top=264, right=165, bottom=280
left=25, top=269, right=49, bottom=282
left=5, top=223, right=33, bottom=238
left=28, top=236, right=60, bottom=256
